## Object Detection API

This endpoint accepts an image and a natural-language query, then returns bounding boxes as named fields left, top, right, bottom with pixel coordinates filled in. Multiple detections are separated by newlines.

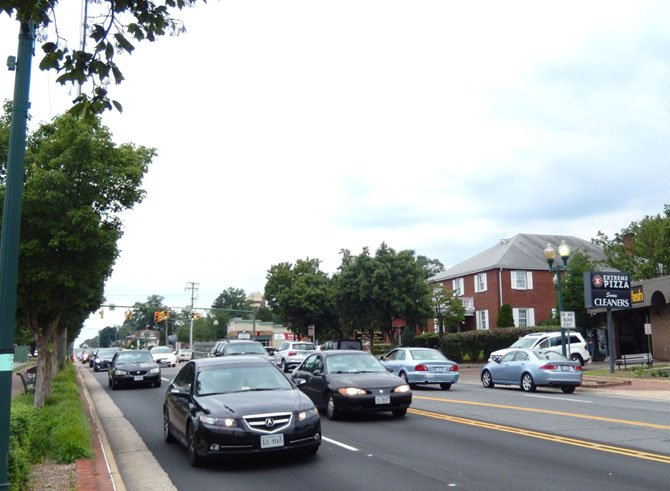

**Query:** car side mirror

left=386, top=367, right=393, bottom=373
left=170, top=386, right=190, bottom=397
left=294, top=378, right=306, bottom=387
left=313, top=370, right=323, bottom=377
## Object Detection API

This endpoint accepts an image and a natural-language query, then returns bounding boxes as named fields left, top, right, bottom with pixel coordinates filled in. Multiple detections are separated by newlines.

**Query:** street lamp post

left=543, top=240, right=571, bottom=356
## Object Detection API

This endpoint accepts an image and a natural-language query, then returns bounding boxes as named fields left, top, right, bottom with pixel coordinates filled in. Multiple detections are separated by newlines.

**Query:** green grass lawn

left=584, top=364, right=670, bottom=378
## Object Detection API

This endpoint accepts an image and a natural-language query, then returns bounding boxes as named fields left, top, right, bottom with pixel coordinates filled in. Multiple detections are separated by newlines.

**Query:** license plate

left=133, top=375, right=144, bottom=381
left=434, top=367, right=444, bottom=373
left=375, top=395, right=390, bottom=405
left=260, top=434, right=284, bottom=449
left=560, top=366, right=572, bottom=372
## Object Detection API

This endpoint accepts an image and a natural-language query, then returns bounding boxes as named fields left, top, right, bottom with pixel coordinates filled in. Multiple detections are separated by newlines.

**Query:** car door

left=381, top=349, right=405, bottom=375
left=494, top=351, right=518, bottom=383
left=295, top=354, right=328, bottom=407
left=167, top=362, right=195, bottom=440
left=507, top=351, right=530, bottom=384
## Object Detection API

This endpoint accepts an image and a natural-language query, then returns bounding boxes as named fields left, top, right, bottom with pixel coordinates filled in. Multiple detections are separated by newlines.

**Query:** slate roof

left=429, top=233, right=606, bottom=282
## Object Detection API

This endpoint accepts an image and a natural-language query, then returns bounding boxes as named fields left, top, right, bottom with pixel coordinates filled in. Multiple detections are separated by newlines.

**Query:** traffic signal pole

left=0, top=21, right=36, bottom=490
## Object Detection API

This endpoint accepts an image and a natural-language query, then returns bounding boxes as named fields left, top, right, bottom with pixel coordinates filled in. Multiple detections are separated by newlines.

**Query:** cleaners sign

left=583, top=271, right=631, bottom=309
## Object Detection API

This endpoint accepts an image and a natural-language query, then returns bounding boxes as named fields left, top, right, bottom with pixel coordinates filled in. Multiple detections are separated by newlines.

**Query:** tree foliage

left=1, top=0, right=204, bottom=116
left=497, top=304, right=514, bottom=327
left=593, top=204, right=670, bottom=281
left=0, top=110, right=153, bottom=406
left=430, top=285, right=466, bottom=336
left=562, top=249, right=603, bottom=331
left=264, top=258, right=336, bottom=339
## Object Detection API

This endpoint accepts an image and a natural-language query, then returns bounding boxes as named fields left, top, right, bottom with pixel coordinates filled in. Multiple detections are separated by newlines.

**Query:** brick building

left=429, top=233, right=606, bottom=331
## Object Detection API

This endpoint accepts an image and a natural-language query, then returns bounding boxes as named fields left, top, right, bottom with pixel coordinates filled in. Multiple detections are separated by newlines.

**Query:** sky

left=1, top=1, right=669, bottom=345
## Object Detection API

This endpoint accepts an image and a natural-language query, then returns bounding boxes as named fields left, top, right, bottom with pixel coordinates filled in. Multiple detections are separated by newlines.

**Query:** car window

left=411, top=349, right=445, bottom=361
left=197, top=365, right=293, bottom=395
left=174, top=363, right=195, bottom=392
left=510, top=337, right=537, bottom=348
left=225, top=343, right=266, bottom=355
left=514, top=351, right=529, bottom=361
left=535, top=350, right=569, bottom=361
left=385, top=350, right=400, bottom=360
left=500, top=351, right=517, bottom=363
left=326, top=353, right=386, bottom=373
left=537, top=339, right=550, bottom=349
left=293, top=343, right=316, bottom=351
left=313, top=355, right=324, bottom=373
left=116, top=351, right=154, bottom=363
left=569, top=335, right=581, bottom=344
left=301, top=354, right=317, bottom=373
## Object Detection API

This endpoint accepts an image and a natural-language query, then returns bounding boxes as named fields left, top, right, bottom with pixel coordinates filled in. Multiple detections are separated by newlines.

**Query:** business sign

left=583, top=271, right=632, bottom=309
left=631, top=285, right=644, bottom=304
left=560, top=311, right=576, bottom=328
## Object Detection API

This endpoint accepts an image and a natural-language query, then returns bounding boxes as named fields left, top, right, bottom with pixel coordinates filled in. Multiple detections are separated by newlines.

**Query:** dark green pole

left=555, top=267, right=567, bottom=356
left=0, top=21, right=35, bottom=490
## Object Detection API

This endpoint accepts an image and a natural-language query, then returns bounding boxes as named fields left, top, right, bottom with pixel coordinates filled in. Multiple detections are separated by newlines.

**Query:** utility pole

left=0, top=21, right=36, bottom=491
left=185, top=282, right=198, bottom=349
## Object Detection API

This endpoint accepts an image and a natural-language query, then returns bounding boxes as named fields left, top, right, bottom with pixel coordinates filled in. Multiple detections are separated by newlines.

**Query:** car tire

left=570, top=354, right=584, bottom=366
left=439, top=383, right=452, bottom=391
left=521, top=373, right=536, bottom=392
left=326, top=393, right=341, bottom=421
left=392, top=408, right=407, bottom=417
left=187, top=423, right=204, bottom=467
left=163, top=409, right=176, bottom=443
left=561, top=386, right=576, bottom=394
left=94, top=366, right=99, bottom=372
left=481, top=369, right=495, bottom=388
left=400, top=372, right=416, bottom=390
left=154, top=380, right=162, bottom=388
left=110, top=377, right=117, bottom=390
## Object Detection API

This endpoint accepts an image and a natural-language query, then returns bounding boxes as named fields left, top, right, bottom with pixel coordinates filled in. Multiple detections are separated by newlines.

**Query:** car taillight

left=415, top=364, right=428, bottom=372
left=539, top=364, right=557, bottom=370
left=575, top=365, right=583, bottom=371
left=288, top=351, right=297, bottom=357
left=450, top=364, right=459, bottom=372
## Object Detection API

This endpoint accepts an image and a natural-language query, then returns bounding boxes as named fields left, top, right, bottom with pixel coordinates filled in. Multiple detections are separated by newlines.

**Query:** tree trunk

left=32, top=320, right=59, bottom=408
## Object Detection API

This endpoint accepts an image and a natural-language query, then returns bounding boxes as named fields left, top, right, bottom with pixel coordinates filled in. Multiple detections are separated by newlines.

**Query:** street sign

left=560, top=311, right=576, bottom=328
left=238, top=331, right=251, bottom=340
left=644, top=323, right=652, bottom=335
left=307, top=324, right=315, bottom=336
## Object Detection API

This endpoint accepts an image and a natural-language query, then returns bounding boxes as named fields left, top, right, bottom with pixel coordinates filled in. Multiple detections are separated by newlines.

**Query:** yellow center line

left=414, top=395, right=670, bottom=430
left=408, top=408, right=670, bottom=464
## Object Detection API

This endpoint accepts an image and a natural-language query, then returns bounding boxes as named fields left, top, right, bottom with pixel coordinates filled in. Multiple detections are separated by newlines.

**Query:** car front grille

left=243, top=412, right=292, bottom=434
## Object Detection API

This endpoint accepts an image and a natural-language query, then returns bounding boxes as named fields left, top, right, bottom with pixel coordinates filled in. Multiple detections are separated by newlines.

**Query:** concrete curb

left=78, top=366, right=177, bottom=491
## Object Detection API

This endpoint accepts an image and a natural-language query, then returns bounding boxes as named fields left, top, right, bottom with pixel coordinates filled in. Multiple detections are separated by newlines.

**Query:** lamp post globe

left=544, top=240, right=571, bottom=356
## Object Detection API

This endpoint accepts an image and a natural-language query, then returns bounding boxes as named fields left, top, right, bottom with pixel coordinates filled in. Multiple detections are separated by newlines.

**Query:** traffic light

left=99, top=309, right=104, bottom=319
left=154, top=311, right=161, bottom=323
left=191, top=311, right=201, bottom=320
left=124, top=310, right=134, bottom=320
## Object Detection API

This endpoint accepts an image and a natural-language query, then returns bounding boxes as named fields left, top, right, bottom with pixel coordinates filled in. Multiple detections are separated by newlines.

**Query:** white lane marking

left=525, top=394, right=591, bottom=403
left=322, top=436, right=359, bottom=452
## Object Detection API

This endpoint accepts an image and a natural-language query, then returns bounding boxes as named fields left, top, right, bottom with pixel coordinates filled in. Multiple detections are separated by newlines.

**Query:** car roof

left=190, top=356, right=273, bottom=368
left=321, top=349, right=370, bottom=356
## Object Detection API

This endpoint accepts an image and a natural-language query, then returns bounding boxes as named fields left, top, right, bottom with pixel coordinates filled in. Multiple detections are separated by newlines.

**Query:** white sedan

left=150, top=346, right=177, bottom=367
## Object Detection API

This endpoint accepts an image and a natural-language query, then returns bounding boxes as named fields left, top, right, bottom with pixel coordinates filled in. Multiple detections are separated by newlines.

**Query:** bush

left=400, top=327, right=416, bottom=347
left=496, top=304, right=514, bottom=327
left=415, top=332, right=439, bottom=348
left=8, top=401, right=35, bottom=490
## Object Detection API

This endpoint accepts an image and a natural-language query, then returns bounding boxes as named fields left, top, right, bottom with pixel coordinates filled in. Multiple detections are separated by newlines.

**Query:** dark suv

left=322, top=339, right=363, bottom=350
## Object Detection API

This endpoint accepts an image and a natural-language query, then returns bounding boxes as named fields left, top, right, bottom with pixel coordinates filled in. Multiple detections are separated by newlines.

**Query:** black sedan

left=291, top=350, right=412, bottom=420
left=163, top=356, right=321, bottom=467
left=92, top=347, right=121, bottom=372
left=108, top=350, right=162, bottom=389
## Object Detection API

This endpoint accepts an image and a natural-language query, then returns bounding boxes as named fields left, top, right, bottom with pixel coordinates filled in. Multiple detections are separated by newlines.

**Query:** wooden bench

left=16, top=366, right=37, bottom=394
left=616, top=353, right=653, bottom=370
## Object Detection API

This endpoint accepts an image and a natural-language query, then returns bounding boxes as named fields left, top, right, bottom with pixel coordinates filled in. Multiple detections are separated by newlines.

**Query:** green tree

left=264, top=258, right=336, bottom=339
left=333, top=244, right=433, bottom=348
left=430, top=285, right=466, bottom=336
left=594, top=205, right=670, bottom=281
left=416, top=255, right=445, bottom=280
left=2, top=1, right=206, bottom=116
left=124, top=295, right=169, bottom=332
left=0, top=111, right=153, bottom=407
left=497, top=304, right=514, bottom=327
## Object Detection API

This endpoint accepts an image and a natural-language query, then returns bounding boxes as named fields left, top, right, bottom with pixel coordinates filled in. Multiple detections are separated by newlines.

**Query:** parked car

left=274, top=341, right=317, bottom=372
left=292, top=350, right=412, bottom=420
left=488, top=331, right=591, bottom=366
left=92, top=347, right=121, bottom=372
left=321, top=339, right=363, bottom=350
left=151, top=346, right=177, bottom=367
left=176, top=349, right=193, bottom=362
left=108, top=350, right=162, bottom=389
left=480, top=349, right=583, bottom=393
left=163, top=356, right=321, bottom=466
left=379, top=347, right=459, bottom=390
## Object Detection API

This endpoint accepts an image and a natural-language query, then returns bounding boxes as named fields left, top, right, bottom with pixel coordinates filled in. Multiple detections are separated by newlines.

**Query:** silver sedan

left=480, top=349, right=583, bottom=394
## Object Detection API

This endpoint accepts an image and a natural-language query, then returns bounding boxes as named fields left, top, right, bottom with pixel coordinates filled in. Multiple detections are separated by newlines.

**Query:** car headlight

left=298, top=407, right=319, bottom=421
left=149, top=367, right=161, bottom=374
left=199, top=415, right=237, bottom=427
left=113, top=369, right=127, bottom=376
left=393, top=384, right=411, bottom=393
left=338, top=387, right=366, bottom=396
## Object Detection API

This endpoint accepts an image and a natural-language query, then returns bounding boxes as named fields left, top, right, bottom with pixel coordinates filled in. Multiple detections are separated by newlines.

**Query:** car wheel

left=521, top=373, right=536, bottom=392
left=94, top=366, right=99, bottom=372
left=110, top=376, right=117, bottom=390
left=154, top=380, right=162, bottom=388
left=561, top=386, right=576, bottom=394
left=439, top=383, right=452, bottom=391
left=400, top=372, right=416, bottom=390
left=108, top=375, right=112, bottom=388
left=392, top=408, right=407, bottom=417
left=326, top=393, right=341, bottom=421
left=163, top=409, right=176, bottom=443
left=280, top=359, right=287, bottom=372
left=187, top=423, right=204, bottom=467
left=481, top=370, right=495, bottom=388
left=570, top=354, right=584, bottom=366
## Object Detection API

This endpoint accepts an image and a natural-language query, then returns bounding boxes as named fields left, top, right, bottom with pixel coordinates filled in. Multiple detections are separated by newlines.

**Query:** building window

left=511, top=271, right=533, bottom=290
left=476, top=310, right=489, bottom=330
left=474, top=273, right=487, bottom=293
left=452, top=278, right=464, bottom=296
left=513, top=308, right=535, bottom=327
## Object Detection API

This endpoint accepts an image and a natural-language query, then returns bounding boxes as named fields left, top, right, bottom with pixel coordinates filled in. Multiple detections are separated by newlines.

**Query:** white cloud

left=1, top=1, right=668, bottom=345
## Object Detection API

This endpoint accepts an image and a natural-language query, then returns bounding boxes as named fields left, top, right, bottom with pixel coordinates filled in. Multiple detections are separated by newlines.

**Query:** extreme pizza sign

left=583, top=271, right=632, bottom=309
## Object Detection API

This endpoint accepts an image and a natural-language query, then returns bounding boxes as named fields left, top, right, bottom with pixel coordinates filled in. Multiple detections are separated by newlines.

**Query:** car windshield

left=152, top=347, right=172, bottom=354
left=410, top=349, right=447, bottom=361
left=534, top=350, right=570, bottom=361
left=196, top=364, right=293, bottom=395
left=117, top=351, right=154, bottom=364
left=326, top=353, right=386, bottom=374
left=226, top=343, right=266, bottom=355
left=510, top=337, right=539, bottom=348
left=292, top=343, right=315, bottom=351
